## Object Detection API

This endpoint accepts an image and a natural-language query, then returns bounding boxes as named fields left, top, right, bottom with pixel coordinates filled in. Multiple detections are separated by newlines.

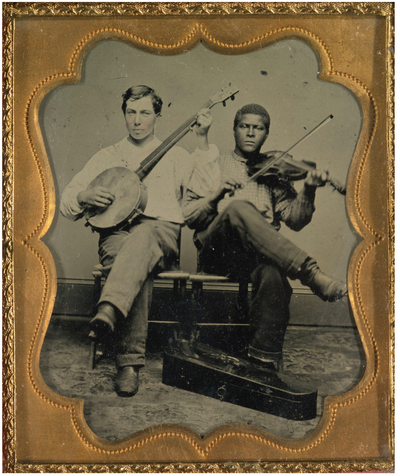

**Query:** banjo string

left=136, top=99, right=214, bottom=175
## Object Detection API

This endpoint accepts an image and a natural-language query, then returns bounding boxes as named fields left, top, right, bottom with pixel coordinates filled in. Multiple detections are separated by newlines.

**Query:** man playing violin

left=61, top=85, right=215, bottom=397
left=183, top=103, right=347, bottom=370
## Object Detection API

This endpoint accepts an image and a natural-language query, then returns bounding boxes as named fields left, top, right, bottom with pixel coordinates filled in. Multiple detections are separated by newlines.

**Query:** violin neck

left=273, top=156, right=347, bottom=195
left=293, top=160, right=346, bottom=195
left=135, top=99, right=213, bottom=180
left=246, top=155, right=346, bottom=196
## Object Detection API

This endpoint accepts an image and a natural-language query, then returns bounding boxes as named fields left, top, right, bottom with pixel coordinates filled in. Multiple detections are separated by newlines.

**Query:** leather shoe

left=246, top=345, right=283, bottom=372
left=245, top=355, right=278, bottom=371
left=89, top=303, right=116, bottom=342
left=115, top=366, right=140, bottom=397
left=299, top=258, right=347, bottom=302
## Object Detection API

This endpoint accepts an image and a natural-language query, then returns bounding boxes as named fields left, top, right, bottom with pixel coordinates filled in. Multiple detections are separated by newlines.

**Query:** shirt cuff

left=70, top=196, right=86, bottom=215
left=203, top=200, right=218, bottom=213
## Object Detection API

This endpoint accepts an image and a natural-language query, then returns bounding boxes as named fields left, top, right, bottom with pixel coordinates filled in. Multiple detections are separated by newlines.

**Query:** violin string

left=245, top=114, right=334, bottom=186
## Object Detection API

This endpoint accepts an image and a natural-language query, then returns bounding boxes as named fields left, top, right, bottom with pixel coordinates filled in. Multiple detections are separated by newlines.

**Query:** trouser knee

left=99, top=224, right=160, bottom=266
left=222, top=200, right=256, bottom=220
left=128, top=224, right=158, bottom=245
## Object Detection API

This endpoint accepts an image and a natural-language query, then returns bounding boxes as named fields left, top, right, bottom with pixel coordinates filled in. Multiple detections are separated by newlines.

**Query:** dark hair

left=233, top=104, right=271, bottom=133
left=121, top=85, right=163, bottom=115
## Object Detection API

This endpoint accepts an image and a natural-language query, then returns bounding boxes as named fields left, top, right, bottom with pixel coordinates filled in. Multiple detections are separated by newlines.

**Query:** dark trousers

left=196, top=200, right=308, bottom=356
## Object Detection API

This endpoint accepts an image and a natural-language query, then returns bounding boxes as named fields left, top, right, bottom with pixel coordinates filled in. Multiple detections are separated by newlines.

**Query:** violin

left=247, top=150, right=346, bottom=195
left=239, top=115, right=346, bottom=196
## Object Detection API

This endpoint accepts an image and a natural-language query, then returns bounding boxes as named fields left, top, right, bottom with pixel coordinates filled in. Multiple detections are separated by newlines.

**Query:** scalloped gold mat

left=3, top=2, right=394, bottom=472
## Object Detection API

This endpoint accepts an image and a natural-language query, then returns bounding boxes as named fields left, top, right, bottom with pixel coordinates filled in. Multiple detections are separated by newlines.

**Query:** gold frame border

left=2, top=2, right=395, bottom=16
left=3, top=9, right=15, bottom=473
left=3, top=2, right=394, bottom=472
left=10, top=460, right=398, bottom=473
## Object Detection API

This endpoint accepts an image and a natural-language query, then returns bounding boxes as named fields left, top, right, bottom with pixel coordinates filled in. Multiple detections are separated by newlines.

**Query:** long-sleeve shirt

left=183, top=149, right=317, bottom=232
left=60, top=136, right=218, bottom=225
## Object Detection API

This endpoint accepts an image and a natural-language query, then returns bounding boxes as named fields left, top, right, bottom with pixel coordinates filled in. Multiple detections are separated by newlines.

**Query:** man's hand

left=195, top=108, right=213, bottom=136
left=209, top=179, right=243, bottom=207
left=194, top=109, right=213, bottom=151
left=77, top=186, right=115, bottom=208
left=304, top=169, right=328, bottom=188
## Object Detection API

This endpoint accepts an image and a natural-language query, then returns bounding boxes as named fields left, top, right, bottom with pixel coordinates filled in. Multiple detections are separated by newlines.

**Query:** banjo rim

left=84, top=167, right=148, bottom=231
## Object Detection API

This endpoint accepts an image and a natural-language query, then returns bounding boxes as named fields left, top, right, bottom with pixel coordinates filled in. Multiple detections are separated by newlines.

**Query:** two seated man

left=61, top=85, right=346, bottom=397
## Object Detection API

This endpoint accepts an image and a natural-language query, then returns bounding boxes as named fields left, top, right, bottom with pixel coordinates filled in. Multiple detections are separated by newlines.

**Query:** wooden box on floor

left=162, top=342, right=317, bottom=421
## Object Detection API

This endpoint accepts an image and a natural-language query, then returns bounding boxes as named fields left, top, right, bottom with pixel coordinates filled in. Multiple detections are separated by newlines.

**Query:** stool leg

left=89, top=341, right=97, bottom=370
left=174, top=280, right=200, bottom=358
left=93, top=274, right=102, bottom=313
left=176, top=281, right=198, bottom=342
left=179, top=278, right=187, bottom=301
left=237, top=281, right=249, bottom=320
left=171, top=278, right=188, bottom=343
left=190, top=281, right=203, bottom=346
left=276, top=354, right=284, bottom=373
left=90, top=272, right=102, bottom=370
left=173, top=279, right=179, bottom=301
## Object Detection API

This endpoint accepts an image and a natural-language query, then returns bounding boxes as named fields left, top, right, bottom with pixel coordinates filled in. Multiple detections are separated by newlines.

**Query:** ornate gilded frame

left=3, top=2, right=394, bottom=472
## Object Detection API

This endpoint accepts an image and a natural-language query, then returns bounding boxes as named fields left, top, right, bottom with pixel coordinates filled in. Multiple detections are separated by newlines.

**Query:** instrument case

left=162, top=342, right=317, bottom=421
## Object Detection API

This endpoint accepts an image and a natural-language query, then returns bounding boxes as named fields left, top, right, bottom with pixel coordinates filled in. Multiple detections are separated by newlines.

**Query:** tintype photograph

left=5, top=3, right=393, bottom=471
left=40, top=37, right=360, bottom=439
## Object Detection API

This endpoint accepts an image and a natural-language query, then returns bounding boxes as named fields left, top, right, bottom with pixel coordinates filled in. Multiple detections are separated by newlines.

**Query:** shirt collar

left=127, top=135, right=161, bottom=151
left=231, top=150, right=248, bottom=164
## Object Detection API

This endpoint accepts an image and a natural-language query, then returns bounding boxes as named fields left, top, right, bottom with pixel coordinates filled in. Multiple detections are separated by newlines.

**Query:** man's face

left=125, top=96, right=157, bottom=146
left=234, top=114, right=268, bottom=158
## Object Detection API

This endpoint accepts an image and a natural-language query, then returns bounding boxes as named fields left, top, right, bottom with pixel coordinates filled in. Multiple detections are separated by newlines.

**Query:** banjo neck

left=134, top=98, right=212, bottom=180
left=135, top=83, right=239, bottom=180
left=85, top=84, right=239, bottom=231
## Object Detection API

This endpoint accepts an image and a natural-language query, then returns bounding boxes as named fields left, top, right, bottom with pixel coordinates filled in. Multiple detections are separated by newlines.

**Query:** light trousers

left=98, top=216, right=181, bottom=368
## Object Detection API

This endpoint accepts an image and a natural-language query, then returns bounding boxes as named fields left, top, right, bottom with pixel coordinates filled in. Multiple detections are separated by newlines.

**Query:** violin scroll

left=326, top=175, right=346, bottom=195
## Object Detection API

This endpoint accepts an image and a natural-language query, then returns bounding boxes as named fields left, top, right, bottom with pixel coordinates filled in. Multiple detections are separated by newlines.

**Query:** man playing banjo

left=183, top=103, right=347, bottom=370
left=61, top=85, right=215, bottom=397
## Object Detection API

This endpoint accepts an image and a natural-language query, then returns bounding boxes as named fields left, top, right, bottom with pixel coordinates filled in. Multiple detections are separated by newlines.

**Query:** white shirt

left=60, top=136, right=218, bottom=225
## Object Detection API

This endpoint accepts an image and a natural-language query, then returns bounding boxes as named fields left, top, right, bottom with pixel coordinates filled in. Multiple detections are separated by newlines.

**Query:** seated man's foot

left=308, top=270, right=347, bottom=302
left=88, top=303, right=117, bottom=342
left=115, top=366, right=140, bottom=397
left=300, top=258, right=347, bottom=302
left=246, top=356, right=277, bottom=371
left=246, top=345, right=283, bottom=372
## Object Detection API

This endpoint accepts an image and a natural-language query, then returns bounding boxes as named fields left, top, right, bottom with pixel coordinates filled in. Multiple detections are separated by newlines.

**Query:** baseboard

left=53, top=279, right=355, bottom=328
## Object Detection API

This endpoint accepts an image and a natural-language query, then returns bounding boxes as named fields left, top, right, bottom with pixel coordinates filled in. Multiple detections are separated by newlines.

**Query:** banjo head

left=85, top=167, right=147, bottom=230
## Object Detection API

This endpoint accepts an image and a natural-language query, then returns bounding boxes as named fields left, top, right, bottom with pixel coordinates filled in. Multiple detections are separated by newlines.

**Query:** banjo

left=84, top=84, right=239, bottom=232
